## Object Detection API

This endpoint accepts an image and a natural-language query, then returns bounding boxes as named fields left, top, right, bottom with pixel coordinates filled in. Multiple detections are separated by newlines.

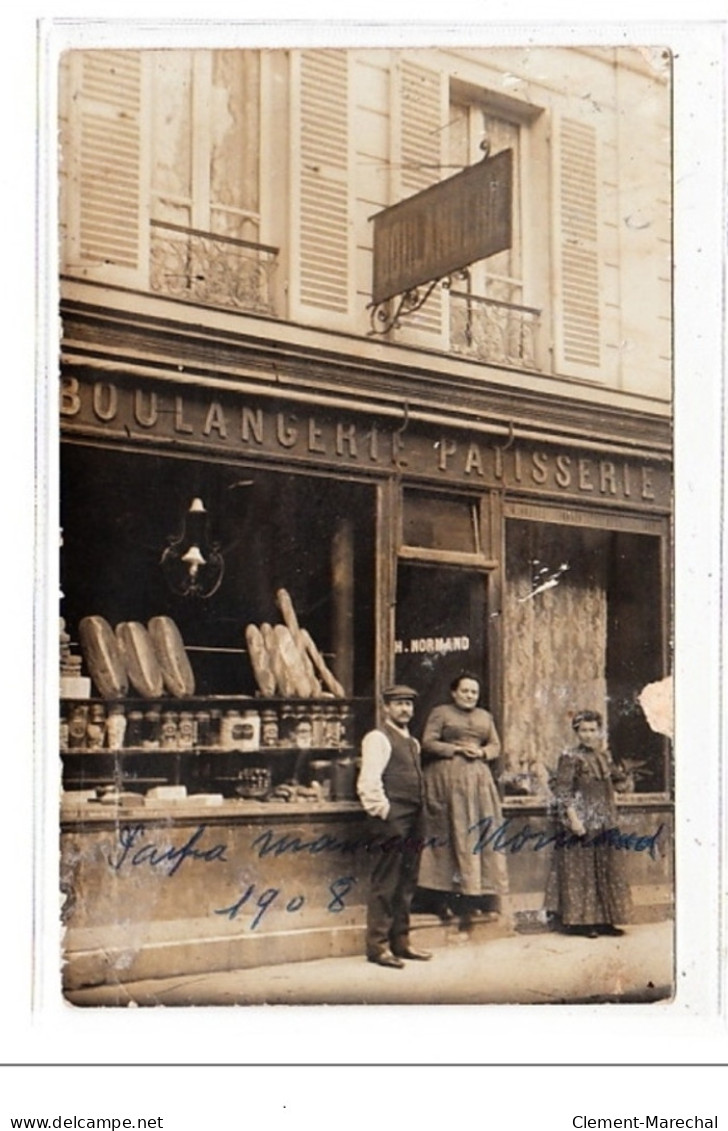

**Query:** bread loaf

left=115, top=621, right=165, bottom=699
left=261, top=621, right=296, bottom=698
left=245, top=624, right=277, bottom=698
left=148, top=617, right=195, bottom=698
left=78, top=616, right=128, bottom=699
left=275, top=589, right=321, bottom=694
left=301, top=628, right=346, bottom=698
left=274, top=624, right=316, bottom=698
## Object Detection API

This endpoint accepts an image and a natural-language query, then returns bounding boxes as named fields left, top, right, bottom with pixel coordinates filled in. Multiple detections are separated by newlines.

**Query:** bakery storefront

left=59, top=366, right=673, bottom=991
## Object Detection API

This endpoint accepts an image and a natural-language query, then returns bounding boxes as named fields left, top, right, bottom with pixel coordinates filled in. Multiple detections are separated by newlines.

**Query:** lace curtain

left=503, top=520, right=609, bottom=775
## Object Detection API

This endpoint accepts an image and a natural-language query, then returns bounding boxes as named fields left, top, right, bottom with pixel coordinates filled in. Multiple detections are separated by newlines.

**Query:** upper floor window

left=60, top=49, right=277, bottom=316
left=445, top=98, right=538, bottom=371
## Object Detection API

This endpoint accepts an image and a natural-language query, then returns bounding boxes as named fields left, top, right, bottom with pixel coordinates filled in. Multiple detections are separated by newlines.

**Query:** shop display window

left=59, top=445, right=377, bottom=798
left=504, top=517, right=669, bottom=794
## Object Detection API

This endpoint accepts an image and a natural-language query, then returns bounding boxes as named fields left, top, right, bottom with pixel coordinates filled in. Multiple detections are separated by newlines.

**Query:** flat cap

left=382, top=684, right=418, bottom=700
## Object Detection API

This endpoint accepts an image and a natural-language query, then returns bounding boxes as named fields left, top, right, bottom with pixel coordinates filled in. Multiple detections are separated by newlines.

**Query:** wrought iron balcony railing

left=449, top=289, right=541, bottom=371
left=150, top=220, right=278, bottom=317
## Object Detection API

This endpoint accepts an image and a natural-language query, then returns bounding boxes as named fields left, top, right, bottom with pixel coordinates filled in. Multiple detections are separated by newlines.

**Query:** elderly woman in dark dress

left=418, top=672, right=508, bottom=924
left=546, top=709, right=633, bottom=938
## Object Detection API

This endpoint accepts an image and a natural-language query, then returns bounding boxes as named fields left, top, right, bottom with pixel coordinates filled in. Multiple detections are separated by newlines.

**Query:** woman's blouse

left=421, top=703, right=501, bottom=762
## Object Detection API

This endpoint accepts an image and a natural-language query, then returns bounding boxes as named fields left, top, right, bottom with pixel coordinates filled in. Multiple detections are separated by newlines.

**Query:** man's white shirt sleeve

left=357, top=730, right=392, bottom=819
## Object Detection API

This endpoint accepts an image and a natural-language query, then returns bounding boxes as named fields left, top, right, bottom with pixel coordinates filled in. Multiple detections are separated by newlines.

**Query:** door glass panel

left=402, top=489, right=478, bottom=553
left=394, top=563, right=487, bottom=733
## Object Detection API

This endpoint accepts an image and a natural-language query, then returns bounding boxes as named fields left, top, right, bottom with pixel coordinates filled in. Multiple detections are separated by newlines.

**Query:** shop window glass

left=504, top=519, right=667, bottom=793
left=394, top=563, right=487, bottom=731
left=60, top=447, right=376, bottom=703
left=402, top=490, right=479, bottom=554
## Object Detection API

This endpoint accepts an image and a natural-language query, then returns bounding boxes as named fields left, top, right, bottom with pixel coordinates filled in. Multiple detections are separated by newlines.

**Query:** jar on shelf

left=261, top=708, right=279, bottom=748
left=280, top=704, right=295, bottom=746
left=238, top=709, right=261, bottom=752
left=67, top=703, right=88, bottom=750
left=177, top=711, right=195, bottom=750
left=105, top=704, right=127, bottom=750
left=85, top=704, right=106, bottom=751
left=291, top=714, right=313, bottom=750
left=161, top=711, right=179, bottom=750
left=310, top=706, right=325, bottom=748
left=195, top=710, right=211, bottom=748
left=221, top=709, right=241, bottom=750
left=209, top=709, right=223, bottom=748
left=339, top=705, right=354, bottom=748
left=126, top=710, right=144, bottom=748
left=59, top=709, right=69, bottom=753
left=144, top=709, right=161, bottom=748
left=323, top=704, right=343, bottom=748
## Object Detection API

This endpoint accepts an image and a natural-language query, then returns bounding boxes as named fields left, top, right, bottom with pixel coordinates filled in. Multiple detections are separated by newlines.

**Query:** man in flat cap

left=357, top=685, right=432, bottom=968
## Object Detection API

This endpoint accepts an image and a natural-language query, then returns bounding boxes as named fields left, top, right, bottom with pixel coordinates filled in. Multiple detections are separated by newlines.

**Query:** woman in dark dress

left=546, top=709, right=632, bottom=937
left=418, top=673, right=508, bottom=924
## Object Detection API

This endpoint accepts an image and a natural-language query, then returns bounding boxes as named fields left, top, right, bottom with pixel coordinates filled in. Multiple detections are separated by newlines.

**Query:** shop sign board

left=60, top=373, right=671, bottom=511
left=371, top=149, right=512, bottom=306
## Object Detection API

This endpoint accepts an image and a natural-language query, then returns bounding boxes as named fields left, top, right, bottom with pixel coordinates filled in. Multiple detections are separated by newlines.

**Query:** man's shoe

left=367, top=949, right=405, bottom=969
left=392, top=945, right=432, bottom=961
left=598, top=925, right=625, bottom=937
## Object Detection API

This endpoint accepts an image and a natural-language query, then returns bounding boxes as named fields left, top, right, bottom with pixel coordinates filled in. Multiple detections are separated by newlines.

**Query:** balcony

left=150, top=221, right=278, bottom=317
left=449, top=289, right=541, bottom=371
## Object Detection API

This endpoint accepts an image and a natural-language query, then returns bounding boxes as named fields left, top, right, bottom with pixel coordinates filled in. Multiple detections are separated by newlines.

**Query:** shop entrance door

left=394, top=562, right=488, bottom=738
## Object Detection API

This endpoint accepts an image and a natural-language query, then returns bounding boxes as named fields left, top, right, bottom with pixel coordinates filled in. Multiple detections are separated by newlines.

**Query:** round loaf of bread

left=115, top=621, right=165, bottom=699
left=78, top=615, right=129, bottom=699
left=148, top=616, right=195, bottom=698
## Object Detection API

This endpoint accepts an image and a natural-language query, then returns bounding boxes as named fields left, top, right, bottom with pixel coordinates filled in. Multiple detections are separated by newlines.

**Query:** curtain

left=503, top=520, right=609, bottom=775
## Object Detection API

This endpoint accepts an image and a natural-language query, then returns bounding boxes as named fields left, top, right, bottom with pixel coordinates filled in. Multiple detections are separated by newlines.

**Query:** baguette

left=148, top=616, right=195, bottom=698
left=78, top=615, right=128, bottom=699
left=245, top=624, right=277, bottom=698
left=261, top=622, right=296, bottom=698
left=275, top=588, right=321, bottom=695
left=115, top=621, right=165, bottom=699
left=301, top=628, right=346, bottom=698
left=273, top=624, right=315, bottom=698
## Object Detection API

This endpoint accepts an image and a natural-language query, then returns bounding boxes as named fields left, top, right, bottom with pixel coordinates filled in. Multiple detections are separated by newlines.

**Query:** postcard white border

left=3, top=6, right=725, bottom=1069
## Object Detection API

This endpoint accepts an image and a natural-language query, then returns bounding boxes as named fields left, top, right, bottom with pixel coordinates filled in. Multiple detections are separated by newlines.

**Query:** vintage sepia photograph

left=55, top=35, right=675, bottom=1007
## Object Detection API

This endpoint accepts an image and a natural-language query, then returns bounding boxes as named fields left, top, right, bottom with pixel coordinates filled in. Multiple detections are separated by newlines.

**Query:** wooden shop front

left=59, top=364, right=673, bottom=990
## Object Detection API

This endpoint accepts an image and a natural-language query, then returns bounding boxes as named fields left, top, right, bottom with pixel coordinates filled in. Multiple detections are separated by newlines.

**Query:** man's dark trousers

left=366, top=799, right=422, bottom=957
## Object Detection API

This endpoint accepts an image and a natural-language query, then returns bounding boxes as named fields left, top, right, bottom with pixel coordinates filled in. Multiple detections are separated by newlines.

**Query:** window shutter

left=552, top=115, right=603, bottom=377
left=64, top=50, right=149, bottom=287
left=393, top=58, right=447, bottom=346
left=289, top=50, right=355, bottom=328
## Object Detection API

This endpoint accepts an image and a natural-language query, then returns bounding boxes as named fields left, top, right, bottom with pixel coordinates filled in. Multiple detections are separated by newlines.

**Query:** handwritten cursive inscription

left=469, top=817, right=665, bottom=861
left=108, top=824, right=229, bottom=875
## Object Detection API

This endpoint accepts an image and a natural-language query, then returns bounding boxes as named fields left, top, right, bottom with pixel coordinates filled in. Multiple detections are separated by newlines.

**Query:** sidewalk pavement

left=65, top=919, right=674, bottom=1008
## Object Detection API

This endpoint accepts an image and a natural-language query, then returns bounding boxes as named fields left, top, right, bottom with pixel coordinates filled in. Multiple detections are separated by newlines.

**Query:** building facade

left=58, top=44, right=673, bottom=994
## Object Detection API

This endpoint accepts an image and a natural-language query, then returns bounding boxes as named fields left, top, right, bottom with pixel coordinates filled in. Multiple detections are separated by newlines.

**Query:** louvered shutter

left=63, top=50, right=149, bottom=287
left=289, top=50, right=355, bottom=328
left=393, top=58, right=447, bottom=347
left=552, top=115, right=603, bottom=378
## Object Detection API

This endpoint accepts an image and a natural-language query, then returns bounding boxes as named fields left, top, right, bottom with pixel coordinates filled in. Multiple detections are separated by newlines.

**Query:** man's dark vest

left=381, top=722, right=423, bottom=804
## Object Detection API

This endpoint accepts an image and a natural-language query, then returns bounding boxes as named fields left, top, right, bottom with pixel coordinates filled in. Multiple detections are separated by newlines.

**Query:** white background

left=1, top=0, right=726, bottom=1121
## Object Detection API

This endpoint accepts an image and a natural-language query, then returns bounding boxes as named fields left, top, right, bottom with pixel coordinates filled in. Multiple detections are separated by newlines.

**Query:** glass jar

left=177, top=711, right=195, bottom=750
left=85, top=705, right=106, bottom=751
left=238, top=709, right=261, bottom=752
left=126, top=710, right=144, bottom=748
left=67, top=704, right=88, bottom=750
left=261, top=708, right=279, bottom=747
left=195, top=711, right=211, bottom=748
left=144, top=710, right=161, bottom=748
left=160, top=711, right=179, bottom=750
left=105, top=704, right=127, bottom=750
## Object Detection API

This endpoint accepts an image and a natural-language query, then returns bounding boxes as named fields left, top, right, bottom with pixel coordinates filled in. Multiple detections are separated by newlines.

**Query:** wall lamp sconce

left=161, top=497, right=224, bottom=599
